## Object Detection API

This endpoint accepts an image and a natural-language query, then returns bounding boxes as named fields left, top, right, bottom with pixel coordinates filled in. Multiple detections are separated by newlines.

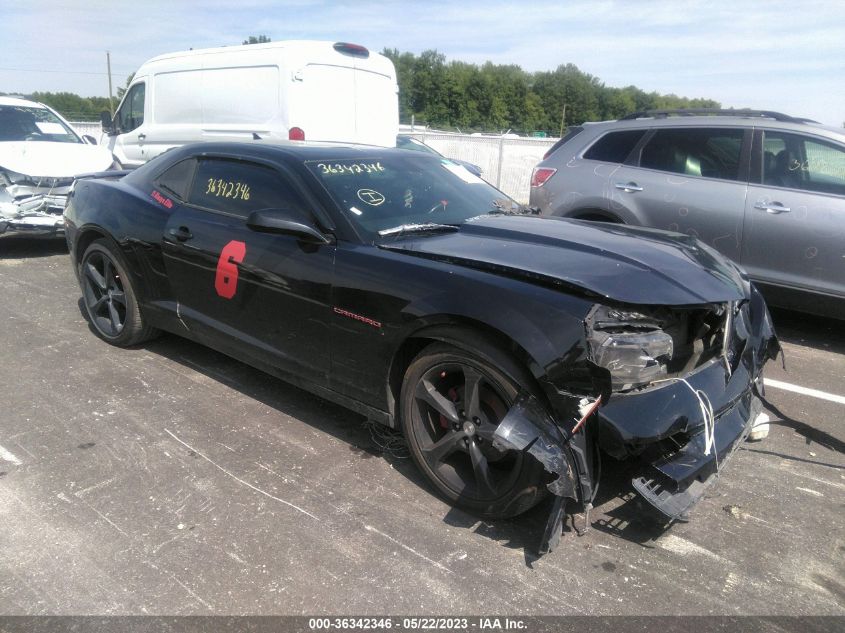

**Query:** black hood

left=381, top=216, right=747, bottom=305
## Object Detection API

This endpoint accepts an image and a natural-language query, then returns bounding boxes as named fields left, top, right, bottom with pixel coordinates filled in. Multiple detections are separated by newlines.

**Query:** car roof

left=584, top=114, right=844, bottom=137
left=171, top=141, right=429, bottom=163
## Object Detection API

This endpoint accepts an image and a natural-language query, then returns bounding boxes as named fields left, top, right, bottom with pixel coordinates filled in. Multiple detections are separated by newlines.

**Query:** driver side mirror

left=246, top=208, right=331, bottom=244
left=100, top=111, right=115, bottom=135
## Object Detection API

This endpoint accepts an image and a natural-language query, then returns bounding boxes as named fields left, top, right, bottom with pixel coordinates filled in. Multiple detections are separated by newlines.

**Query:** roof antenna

left=252, top=132, right=262, bottom=140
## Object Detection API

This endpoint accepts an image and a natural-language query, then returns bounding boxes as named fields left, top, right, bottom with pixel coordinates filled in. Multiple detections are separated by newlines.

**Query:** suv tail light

left=531, top=167, right=557, bottom=187
left=289, top=127, right=305, bottom=141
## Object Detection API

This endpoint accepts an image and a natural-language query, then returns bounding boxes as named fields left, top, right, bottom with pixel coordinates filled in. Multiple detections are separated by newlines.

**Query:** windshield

left=0, top=105, right=81, bottom=143
left=306, top=153, right=515, bottom=239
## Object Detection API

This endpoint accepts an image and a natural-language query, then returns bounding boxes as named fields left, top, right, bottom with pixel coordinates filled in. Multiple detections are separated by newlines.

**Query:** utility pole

left=106, top=51, right=115, bottom=116
left=559, top=103, right=567, bottom=138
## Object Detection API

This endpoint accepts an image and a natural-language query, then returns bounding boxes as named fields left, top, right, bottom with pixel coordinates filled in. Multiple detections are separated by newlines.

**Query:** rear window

left=583, top=130, right=646, bottom=163
left=155, top=158, right=195, bottom=200
left=638, top=128, right=745, bottom=181
left=543, top=126, right=583, bottom=160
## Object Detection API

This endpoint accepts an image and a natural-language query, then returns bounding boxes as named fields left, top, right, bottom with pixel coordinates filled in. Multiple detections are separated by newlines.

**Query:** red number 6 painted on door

left=215, top=240, right=247, bottom=299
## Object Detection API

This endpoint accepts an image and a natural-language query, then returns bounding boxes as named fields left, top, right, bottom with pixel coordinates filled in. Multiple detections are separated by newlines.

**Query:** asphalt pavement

left=0, top=239, right=843, bottom=616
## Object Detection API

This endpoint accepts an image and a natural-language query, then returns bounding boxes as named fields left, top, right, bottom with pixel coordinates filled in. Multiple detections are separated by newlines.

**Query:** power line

left=0, top=66, right=135, bottom=76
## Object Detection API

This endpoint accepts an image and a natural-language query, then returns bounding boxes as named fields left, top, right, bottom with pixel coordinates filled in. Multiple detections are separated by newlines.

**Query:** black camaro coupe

left=64, top=142, right=779, bottom=554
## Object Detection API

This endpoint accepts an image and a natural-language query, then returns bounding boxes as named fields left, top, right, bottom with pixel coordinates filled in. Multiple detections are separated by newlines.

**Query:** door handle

left=614, top=182, right=643, bottom=192
left=168, top=226, right=193, bottom=241
left=754, top=201, right=791, bottom=214
left=138, top=133, right=146, bottom=140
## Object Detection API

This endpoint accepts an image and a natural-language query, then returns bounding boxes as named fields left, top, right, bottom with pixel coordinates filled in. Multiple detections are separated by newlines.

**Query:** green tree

left=382, top=48, right=417, bottom=122
left=243, top=35, right=271, bottom=45
left=116, top=72, right=135, bottom=100
left=28, top=91, right=113, bottom=121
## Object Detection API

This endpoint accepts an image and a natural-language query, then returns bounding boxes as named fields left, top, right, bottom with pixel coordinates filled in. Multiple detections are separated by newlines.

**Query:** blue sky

left=3, top=0, right=844, bottom=127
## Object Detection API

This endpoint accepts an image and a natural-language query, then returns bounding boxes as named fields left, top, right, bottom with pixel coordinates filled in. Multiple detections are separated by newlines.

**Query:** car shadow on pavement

left=442, top=452, right=670, bottom=567
left=75, top=314, right=671, bottom=566
left=769, top=307, right=845, bottom=355
left=760, top=395, right=844, bottom=456
left=0, top=238, right=68, bottom=259
left=74, top=297, right=412, bottom=472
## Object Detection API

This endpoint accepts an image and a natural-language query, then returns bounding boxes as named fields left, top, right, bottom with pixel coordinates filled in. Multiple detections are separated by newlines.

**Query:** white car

left=0, top=96, right=114, bottom=238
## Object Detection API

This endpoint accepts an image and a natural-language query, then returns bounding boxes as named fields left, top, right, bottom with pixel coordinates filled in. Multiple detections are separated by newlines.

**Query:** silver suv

left=529, top=110, right=845, bottom=319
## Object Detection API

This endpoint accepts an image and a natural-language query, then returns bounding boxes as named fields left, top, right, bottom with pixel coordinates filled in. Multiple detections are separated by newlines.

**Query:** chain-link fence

left=68, top=123, right=557, bottom=203
left=69, top=121, right=103, bottom=138
left=404, top=131, right=557, bottom=203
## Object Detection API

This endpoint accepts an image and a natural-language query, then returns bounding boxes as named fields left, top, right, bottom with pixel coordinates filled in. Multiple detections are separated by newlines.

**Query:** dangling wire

left=651, top=377, right=719, bottom=471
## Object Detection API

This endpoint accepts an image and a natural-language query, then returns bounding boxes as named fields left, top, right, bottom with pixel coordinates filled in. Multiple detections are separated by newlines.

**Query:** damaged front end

left=494, top=285, right=780, bottom=556
left=0, top=170, right=72, bottom=238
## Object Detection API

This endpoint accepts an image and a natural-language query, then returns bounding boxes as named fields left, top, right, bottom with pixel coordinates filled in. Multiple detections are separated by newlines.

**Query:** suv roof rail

left=619, top=109, right=818, bottom=124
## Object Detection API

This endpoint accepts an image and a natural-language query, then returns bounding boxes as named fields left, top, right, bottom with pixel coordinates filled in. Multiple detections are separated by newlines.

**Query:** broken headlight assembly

left=587, top=305, right=673, bottom=391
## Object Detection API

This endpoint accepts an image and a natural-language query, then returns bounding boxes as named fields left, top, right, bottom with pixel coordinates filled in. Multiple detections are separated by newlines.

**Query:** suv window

left=188, top=158, right=301, bottom=217
left=583, top=130, right=645, bottom=163
left=638, top=128, right=745, bottom=181
left=543, top=126, right=583, bottom=160
left=762, top=131, right=845, bottom=196
left=117, top=83, right=145, bottom=133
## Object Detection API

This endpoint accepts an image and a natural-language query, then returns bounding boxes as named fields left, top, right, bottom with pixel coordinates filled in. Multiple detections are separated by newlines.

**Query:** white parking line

left=0, top=444, right=23, bottom=466
left=764, top=378, right=845, bottom=405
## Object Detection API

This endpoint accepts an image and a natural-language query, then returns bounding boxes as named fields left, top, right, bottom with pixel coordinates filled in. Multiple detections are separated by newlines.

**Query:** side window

left=117, top=82, right=145, bottom=133
left=583, top=130, right=645, bottom=163
left=155, top=158, right=196, bottom=200
left=188, top=158, right=301, bottom=217
left=638, top=128, right=745, bottom=181
left=762, top=130, right=845, bottom=196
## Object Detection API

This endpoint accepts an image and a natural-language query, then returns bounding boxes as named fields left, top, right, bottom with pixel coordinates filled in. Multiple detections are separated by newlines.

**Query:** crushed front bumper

left=494, top=285, right=779, bottom=556
left=0, top=194, right=67, bottom=238
left=630, top=388, right=764, bottom=521
left=599, top=286, right=779, bottom=519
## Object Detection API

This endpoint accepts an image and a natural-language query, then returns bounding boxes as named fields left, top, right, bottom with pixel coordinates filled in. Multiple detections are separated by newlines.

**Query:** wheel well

left=74, top=228, right=109, bottom=266
left=571, top=209, right=623, bottom=223
left=386, top=320, right=541, bottom=425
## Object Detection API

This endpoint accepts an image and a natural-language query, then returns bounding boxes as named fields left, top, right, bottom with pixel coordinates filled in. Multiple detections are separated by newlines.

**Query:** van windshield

left=0, top=105, right=80, bottom=143
left=305, top=154, right=518, bottom=239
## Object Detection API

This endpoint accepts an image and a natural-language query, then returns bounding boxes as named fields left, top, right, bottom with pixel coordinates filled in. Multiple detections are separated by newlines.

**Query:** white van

left=101, top=41, right=399, bottom=167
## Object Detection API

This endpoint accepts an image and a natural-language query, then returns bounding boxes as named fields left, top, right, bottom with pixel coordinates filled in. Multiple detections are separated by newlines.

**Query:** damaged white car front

left=0, top=97, right=113, bottom=238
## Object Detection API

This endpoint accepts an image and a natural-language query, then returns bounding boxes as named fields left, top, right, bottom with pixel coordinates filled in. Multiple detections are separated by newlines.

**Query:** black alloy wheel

left=82, top=249, right=127, bottom=337
left=79, top=239, right=158, bottom=346
left=401, top=343, right=545, bottom=518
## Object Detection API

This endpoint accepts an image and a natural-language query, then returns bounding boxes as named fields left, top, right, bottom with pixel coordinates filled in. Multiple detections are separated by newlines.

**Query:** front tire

left=400, top=343, right=545, bottom=518
left=79, top=238, right=158, bottom=347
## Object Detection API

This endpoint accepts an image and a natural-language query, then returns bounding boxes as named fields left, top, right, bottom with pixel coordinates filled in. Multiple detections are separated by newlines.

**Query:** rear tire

left=400, top=342, right=546, bottom=518
left=79, top=238, right=158, bottom=347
